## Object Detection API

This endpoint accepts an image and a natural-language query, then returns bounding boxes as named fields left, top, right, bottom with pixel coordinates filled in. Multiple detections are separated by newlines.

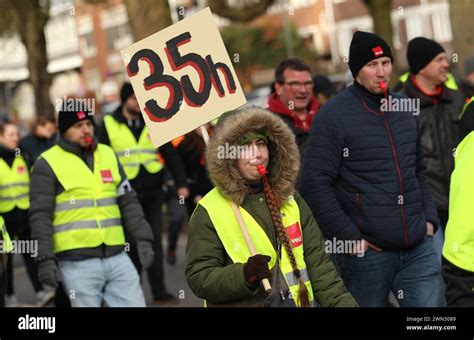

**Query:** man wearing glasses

left=267, top=58, right=320, bottom=159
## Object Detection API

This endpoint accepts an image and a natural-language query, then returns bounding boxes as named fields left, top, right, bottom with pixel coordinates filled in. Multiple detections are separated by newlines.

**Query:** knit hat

left=348, top=31, right=393, bottom=78
left=313, top=74, right=336, bottom=97
left=120, top=82, right=135, bottom=104
left=407, top=37, right=445, bottom=74
left=464, top=55, right=474, bottom=76
left=58, top=100, right=94, bottom=135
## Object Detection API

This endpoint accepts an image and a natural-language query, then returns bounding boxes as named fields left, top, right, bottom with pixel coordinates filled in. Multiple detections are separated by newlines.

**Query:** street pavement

left=8, top=232, right=203, bottom=308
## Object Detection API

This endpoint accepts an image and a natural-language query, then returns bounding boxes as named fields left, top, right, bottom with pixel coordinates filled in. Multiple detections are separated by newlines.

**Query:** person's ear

left=275, top=82, right=283, bottom=96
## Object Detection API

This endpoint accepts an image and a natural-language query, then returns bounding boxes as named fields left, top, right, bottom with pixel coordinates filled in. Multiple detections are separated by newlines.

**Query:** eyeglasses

left=282, top=81, right=314, bottom=91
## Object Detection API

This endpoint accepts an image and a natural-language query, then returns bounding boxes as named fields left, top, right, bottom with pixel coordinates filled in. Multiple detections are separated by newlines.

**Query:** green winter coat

left=185, top=107, right=358, bottom=307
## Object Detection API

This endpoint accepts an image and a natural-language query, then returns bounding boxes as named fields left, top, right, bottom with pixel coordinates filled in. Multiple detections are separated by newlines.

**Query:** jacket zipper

left=355, top=193, right=363, bottom=230
left=381, top=114, right=409, bottom=248
left=357, top=91, right=409, bottom=248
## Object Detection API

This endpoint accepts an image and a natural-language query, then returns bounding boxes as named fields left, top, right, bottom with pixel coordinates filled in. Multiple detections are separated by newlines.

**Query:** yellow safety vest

left=103, top=115, right=163, bottom=180
left=1, top=215, right=13, bottom=253
left=0, top=156, right=30, bottom=213
left=198, top=188, right=314, bottom=307
left=399, top=72, right=459, bottom=90
left=443, top=131, right=474, bottom=272
left=40, top=144, right=125, bottom=254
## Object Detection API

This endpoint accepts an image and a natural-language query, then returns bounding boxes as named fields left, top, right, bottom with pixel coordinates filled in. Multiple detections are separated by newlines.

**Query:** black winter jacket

left=300, top=81, right=440, bottom=250
left=400, top=77, right=465, bottom=214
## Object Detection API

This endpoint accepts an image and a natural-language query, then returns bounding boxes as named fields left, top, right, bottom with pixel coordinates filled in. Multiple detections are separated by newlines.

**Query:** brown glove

left=243, top=254, right=271, bottom=286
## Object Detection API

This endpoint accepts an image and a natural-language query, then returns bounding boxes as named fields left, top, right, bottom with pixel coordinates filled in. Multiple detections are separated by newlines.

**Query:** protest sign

left=121, top=7, right=246, bottom=147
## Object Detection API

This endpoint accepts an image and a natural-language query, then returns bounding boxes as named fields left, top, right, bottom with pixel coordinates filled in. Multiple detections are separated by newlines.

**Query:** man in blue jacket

left=300, top=31, right=441, bottom=307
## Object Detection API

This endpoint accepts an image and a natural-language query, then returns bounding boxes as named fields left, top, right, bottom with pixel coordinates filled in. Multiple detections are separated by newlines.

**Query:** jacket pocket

left=355, top=193, right=363, bottom=230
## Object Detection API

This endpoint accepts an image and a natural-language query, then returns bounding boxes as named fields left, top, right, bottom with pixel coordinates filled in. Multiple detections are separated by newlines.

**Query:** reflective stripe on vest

left=103, top=115, right=163, bottom=179
left=1, top=215, right=13, bottom=253
left=198, top=188, right=314, bottom=307
left=443, top=131, right=474, bottom=272
left=0, top=156, right=30, bottom=212
left=41, top=144, right=125, bottom=253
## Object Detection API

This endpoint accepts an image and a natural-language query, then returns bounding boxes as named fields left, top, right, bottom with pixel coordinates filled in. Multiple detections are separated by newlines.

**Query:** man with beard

left=98, top=83, right=188, bottom=304
left=30, top=103, right=154, bottom=307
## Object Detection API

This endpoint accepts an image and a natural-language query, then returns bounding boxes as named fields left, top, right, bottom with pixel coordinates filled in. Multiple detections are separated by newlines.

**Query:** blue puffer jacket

left=299, top=81, right=440, bottom=250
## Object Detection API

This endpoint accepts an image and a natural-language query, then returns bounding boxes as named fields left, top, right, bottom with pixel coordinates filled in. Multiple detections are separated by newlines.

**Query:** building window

left=85, top=69, right=101, bottom=93
left=405, top=15, right=423, bottom=40
left=105, top=23, right=133, bottom=51
left=432, top=11, right=452, bottom=42
left=78, top=14, right=96, bottom=58
left=46, top=14, right=79, bottom=58
left=81, top=32, right=97, bottom=58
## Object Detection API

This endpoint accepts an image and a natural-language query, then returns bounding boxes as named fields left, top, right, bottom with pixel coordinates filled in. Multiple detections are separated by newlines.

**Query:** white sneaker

left=35, top=290, right=55, bottom=307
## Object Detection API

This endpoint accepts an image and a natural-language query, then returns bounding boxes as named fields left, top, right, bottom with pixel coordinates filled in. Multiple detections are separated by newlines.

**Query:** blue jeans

left=338, top=237, right=441, bottom=307
left=59, top=252, right=146, bottom=307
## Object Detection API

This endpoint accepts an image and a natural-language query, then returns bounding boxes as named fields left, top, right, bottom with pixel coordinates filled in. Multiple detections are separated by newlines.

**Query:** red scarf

left=267, top=93, right=319, bottom=132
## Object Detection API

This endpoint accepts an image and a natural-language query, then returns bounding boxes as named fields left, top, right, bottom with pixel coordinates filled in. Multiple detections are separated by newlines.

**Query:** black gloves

left=243, top=254, right=271, bottom=286
left=137, top=241, right=155, bottom=269
left=38, top=259, right=60, bottom=288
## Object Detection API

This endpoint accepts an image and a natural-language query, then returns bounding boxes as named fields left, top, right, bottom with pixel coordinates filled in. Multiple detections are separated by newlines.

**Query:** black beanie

left=120, top=82, right=134, bottom=104
left=407, top=37, right=445, bottom=74
left=349, top=31, right=393, bottom=78
left=58, top=100, right=95, bottom=135
left=313, top=74, right=336, bottom=97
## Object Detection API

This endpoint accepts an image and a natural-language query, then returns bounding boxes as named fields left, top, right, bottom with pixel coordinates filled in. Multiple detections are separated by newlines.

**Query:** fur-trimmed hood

left=206, top=107, right=300, bottom=205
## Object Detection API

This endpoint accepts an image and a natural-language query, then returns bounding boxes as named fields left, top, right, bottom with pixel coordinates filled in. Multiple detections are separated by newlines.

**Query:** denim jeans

left=59, top=252, right=146, bottom=307
left=338, top=237, right=441, bottom=307
left=433, top=228, right=447, bottom=307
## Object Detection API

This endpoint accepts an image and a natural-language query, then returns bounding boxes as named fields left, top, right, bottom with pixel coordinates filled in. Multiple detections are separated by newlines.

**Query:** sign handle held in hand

left=229, top=202, right=272, bottom=293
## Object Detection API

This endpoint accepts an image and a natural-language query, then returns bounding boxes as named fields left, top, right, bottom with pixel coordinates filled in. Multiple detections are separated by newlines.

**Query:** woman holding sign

left=185, top=107, right=357, bottom=307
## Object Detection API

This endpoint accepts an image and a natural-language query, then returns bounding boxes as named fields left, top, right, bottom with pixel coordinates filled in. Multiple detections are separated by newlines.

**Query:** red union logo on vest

left=17, top=166, right=25, bottom=174
left=286, top=222, right=302, bottom=248
left=100, top=170, right=113, bottom=183
left=372, top=46, right=383, bottom=57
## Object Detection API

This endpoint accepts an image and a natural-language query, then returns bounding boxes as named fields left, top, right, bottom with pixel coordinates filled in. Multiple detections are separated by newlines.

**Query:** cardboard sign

left=121, top=7, right=247, bottom=147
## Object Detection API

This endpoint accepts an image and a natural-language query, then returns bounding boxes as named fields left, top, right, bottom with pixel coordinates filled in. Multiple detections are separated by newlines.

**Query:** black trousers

left=4, top=215, right=42, bottom=295
left=442, top=257, right=474, bottom=307
left=166, top=194, right=187, bottom=252
left=0, top=271, right=4, bottom=307
left=54, top=283, right=71, bottom=307
left=127, top=194, right=168, bottom=299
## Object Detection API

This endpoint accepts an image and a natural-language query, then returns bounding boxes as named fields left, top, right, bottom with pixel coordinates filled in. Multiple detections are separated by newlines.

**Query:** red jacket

left=266, top=93, right=320, bottom=132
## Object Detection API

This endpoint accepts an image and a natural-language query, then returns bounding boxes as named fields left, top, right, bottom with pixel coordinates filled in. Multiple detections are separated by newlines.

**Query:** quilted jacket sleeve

left=299, top=107, right=363, bottom=242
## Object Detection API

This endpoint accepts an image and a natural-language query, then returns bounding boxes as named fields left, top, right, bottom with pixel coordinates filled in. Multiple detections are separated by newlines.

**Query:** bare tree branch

left=208, top=0, right=275, bottom=22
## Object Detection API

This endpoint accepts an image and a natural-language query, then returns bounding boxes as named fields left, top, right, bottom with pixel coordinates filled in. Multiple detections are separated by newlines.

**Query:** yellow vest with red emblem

left=0, top=156, right=30, bottom=212
left=103, top=115, right=162, bottom=180
left=40, top=144, right=125, bottom=253
left=198, top=188, right=314, bottom=307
